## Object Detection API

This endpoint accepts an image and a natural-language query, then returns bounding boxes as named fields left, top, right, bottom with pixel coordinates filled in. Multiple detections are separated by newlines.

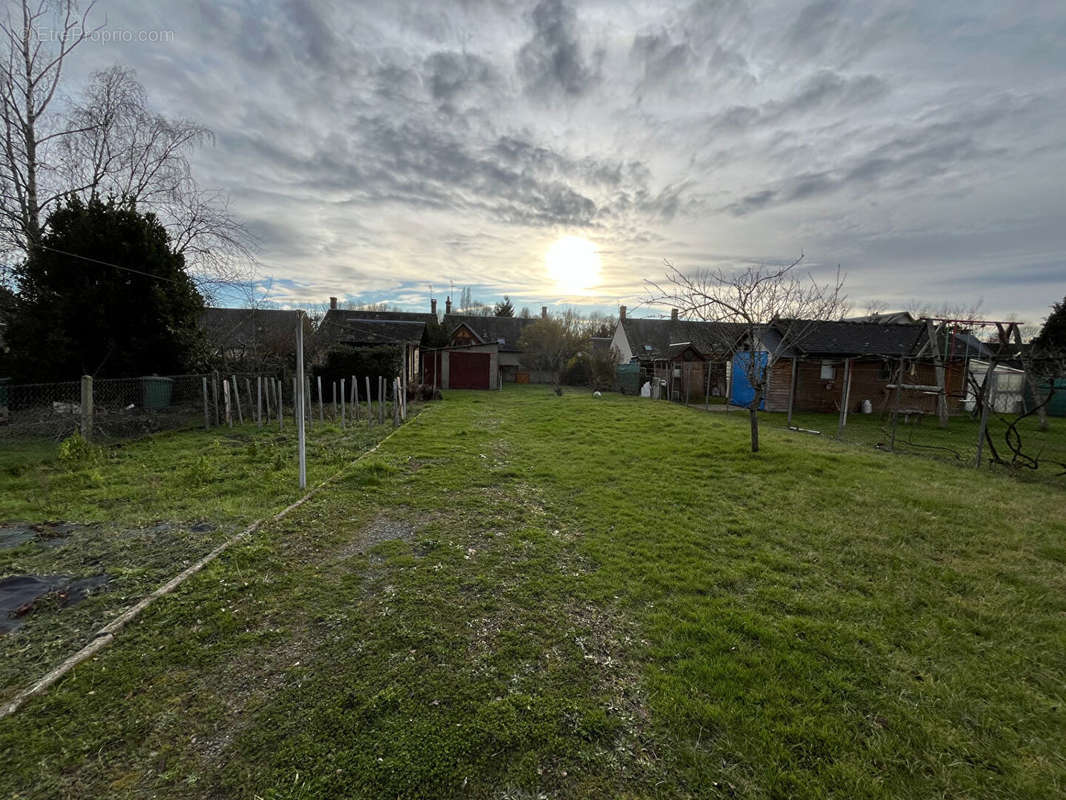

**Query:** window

left=820, top=360, right=836, bottom=380
left=878, top=361, right=893, bottom=380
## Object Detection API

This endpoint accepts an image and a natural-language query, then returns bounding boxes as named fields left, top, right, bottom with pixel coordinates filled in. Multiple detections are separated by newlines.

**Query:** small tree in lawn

left=647, top=255, right=847, bottom=453
left=517, top=312, right=583, bottom=392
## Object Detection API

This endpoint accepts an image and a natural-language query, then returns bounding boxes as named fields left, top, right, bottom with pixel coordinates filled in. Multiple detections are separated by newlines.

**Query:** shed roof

left=317, top=308, right=436, bottom=348
left=619, top=317, right=743, bottom=360
left=773, top=319, right=927, bottom=357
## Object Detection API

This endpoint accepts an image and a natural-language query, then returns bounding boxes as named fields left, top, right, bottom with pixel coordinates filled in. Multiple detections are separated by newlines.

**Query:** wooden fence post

left=202, top=376, right=210, bottom=430
left=223, top=379, right=232, bottom=426
left=340, top=378, right=346, bottom=426
left=80, top=375, right=93, bottom=440
left=212, top=371, right=220, bottom=427
left=231, top=375, right=243, bottom=424
left=836, top=358, right=852, bottom=439
left=257, top=376, right=263, bottom=428
left=890, top=358, right=903, bottom=452
left=975, top=359, right=998, bottom=468
left=317, top=376, right=323, bottom=422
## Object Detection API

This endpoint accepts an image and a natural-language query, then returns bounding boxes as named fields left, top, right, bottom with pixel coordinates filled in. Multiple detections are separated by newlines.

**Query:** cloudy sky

left=64, top=0, right=1066, bottom=323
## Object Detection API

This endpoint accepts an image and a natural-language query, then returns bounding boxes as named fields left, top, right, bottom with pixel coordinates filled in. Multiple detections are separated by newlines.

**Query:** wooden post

left=277, top=379, right=283, bottom=431
left=202, top=376, right=210, bottom=430
left=975, top=359, right=997, bottom=468
left=925, top=319, right=949, bottom=428
left=365, top=376, right=372, bottom=427
left=80, top=375, right=93, bottom=440
left=223, top=379, right=232, bottom=426
left=332, top=381, right=338, bottom=420
left=231, top=375, right=243, bottom=424
left=245, top=378, right=253, bottom=423
left=305, top=376, right=313, bottom=427
left=890, top=358, right=903, bottom=452
left=786, top=357, right=798, bottom=427
left=212, top=371, right=220, bottom=427
left=257, top=376, right=263, bottom=428
left=836, top=358, right=853, bottom=439
left=340, top=378, right=346, bottom=426
left=317, top=376, right=324, bottom=422
left=704, top=360, right=711, bottom=410
left=353, top=376, right=360, bottom=421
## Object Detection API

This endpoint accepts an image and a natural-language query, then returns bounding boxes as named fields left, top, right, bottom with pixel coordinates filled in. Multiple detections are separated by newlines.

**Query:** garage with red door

left=449, top=351, right=491, bottom=389
left=435, top=344, right=498, bottom=390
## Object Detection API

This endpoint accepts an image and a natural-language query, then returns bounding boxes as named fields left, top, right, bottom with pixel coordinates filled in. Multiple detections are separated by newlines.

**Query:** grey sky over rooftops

left=64, top=0, right=1066, bottom=322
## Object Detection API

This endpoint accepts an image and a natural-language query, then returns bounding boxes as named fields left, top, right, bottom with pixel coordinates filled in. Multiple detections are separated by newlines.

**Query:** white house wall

left=611, top=322, right=633, bottom=363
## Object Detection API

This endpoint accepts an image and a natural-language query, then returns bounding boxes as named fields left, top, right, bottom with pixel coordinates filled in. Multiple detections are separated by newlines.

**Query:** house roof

left=619, top=318, right=744, bottom=360
left=332, top=318, right=426, bottom=346
left=843, top=311, right=918, bottom=325
left=773, top=319, right=927, bottom=357
left=317, top=308, right=436, bottom=348
left=443, top=314, right=539, bottom=352
left=200, top=308, right=307, bottom=352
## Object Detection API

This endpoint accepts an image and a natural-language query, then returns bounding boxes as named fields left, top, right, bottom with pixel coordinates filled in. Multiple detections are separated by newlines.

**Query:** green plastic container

left=141, top=376, right=174, bottom=410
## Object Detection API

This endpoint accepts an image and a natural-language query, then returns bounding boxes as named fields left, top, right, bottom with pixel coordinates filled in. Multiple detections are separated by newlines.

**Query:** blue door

left=731, top=351, right=767, bottom=409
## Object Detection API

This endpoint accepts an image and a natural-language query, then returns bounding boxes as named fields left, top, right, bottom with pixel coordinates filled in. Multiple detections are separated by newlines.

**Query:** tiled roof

left=774, top=319, right=926, bottom=356
left=620, top=318, right=744, bottom=359
left=444, top=314, right=540, bottom=352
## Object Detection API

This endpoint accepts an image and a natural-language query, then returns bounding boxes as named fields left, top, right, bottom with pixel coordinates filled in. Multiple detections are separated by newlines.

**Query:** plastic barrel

left=141, top=376, right=174, bottom=410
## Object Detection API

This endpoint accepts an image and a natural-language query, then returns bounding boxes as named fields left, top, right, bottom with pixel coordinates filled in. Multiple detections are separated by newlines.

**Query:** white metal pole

left=296, top=315, right=307, bottom=489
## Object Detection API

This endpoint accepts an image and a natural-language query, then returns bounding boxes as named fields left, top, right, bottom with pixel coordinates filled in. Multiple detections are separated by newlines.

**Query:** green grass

left=0, top=419, right=397, bottom=702
left=768, top=407, right=1066, bottom=478
left=1, top=386, right=1064, bottom=798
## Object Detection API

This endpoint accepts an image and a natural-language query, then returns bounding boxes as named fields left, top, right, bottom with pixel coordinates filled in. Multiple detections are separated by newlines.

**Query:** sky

left=61, top=0, right=1066, bottom=324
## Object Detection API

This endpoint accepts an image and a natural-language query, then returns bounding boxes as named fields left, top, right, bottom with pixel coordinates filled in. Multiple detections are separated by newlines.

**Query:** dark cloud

left=517, top=0, right=601, bottom=99
left=424, top=51, right=501, bottom=106
left=67, top=0, right=1066, bottom=318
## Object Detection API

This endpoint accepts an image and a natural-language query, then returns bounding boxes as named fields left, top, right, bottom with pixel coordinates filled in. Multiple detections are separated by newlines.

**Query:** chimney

left=671, top=308, right=679, bottom=321
left=541, top=306, right=548, bottom=319
left=619, top=305, right=626, bottom=321
left=431, top=298, right=437, bottom=316
left=329, top=296, right=337, bottom=310
left=445, top=296, right=452, bottom=314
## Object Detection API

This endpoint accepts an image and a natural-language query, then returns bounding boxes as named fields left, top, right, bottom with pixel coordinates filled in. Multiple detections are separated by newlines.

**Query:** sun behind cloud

left=545, top=236, right=602, bottom=293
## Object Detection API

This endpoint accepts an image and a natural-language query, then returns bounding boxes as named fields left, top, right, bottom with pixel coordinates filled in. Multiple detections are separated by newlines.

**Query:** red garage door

left=449, top=352, right=490, bottom=389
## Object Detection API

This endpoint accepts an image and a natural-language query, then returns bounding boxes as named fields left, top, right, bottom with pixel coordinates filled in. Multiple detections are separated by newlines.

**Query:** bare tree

left=647, top=255, right=848, bottom=452
left=1, top=6, right=253, bottom=295
left=518, top=311, right=584, bottom=392
left=0, top=0, right=96, bottom=257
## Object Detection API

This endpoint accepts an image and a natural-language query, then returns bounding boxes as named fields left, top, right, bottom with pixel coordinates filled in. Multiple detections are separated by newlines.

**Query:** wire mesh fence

left=0, top=380, right=82, bottom=441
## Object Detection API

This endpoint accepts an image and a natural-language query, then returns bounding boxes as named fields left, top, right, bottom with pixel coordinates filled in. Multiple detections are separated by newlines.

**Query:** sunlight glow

left=545, top=236, right=601, bottom=293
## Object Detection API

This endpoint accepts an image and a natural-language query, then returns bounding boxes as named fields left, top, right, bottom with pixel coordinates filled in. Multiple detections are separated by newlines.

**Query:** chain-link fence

left=0, top=380, right=82, bottom=441
left=0, top=370, right=412, bottom=443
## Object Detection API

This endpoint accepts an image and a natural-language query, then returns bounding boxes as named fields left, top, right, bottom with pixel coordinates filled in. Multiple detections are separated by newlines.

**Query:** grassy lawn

left=2, top=386, right=1064, bottom=798
left=0, top=420, right=396, bottom=703
left=765, top=407, right=1066, bottom=479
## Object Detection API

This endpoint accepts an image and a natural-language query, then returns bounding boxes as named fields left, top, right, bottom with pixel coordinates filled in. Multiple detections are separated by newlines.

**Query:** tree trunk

left=749, top=389, right=761, bottom=453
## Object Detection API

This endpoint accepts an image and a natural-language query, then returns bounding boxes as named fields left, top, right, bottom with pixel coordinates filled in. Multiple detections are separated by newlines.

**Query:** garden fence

left=0, top=370, right=410, bottom=445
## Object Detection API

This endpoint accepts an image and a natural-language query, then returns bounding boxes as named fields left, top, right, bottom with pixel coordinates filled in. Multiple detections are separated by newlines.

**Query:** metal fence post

left=80, top=375, right=93, bottom=440
left=296, top=314, right=307, bottom=489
